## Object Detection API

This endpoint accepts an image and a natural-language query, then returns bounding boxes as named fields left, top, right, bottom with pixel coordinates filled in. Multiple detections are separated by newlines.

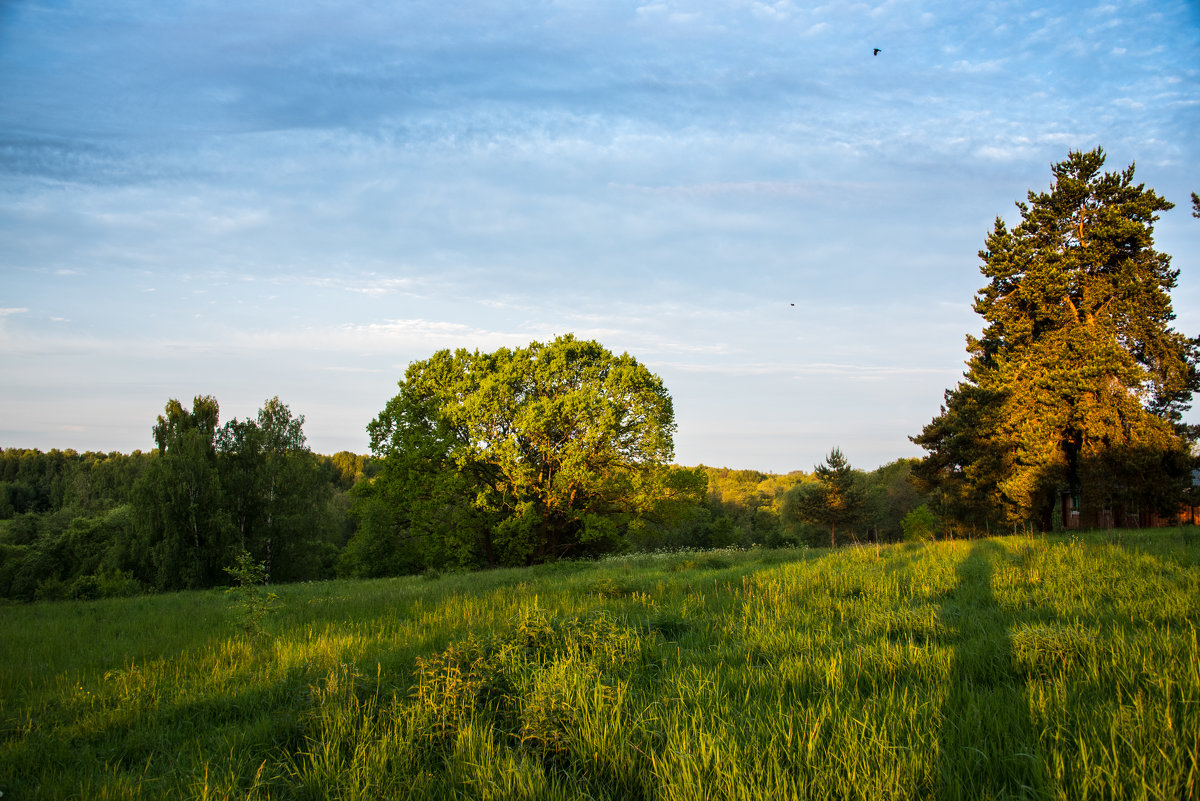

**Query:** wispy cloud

left=342, top=277, right=419, bottom=296
left=654, top=360, right=955, bottom=379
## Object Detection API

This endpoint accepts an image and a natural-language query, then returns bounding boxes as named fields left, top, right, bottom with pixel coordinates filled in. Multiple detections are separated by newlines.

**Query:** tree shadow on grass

left=1, top=663, right=316, bottom=798
left=939, top=540, right=1044, bottom=800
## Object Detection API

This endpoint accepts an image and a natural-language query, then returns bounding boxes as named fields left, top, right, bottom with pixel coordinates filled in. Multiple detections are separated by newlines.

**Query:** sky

left=1, top=0, right=1199, bottom=474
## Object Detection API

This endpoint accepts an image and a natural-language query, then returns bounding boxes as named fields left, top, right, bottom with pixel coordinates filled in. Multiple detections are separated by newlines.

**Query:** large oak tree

left=913, top=149, right=1198, bottom=529
left=353, top=335, right=679, bottom=569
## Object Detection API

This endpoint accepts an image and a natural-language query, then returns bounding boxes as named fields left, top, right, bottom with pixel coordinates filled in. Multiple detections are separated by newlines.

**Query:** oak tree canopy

left=356, top=335, right=680, bottom=568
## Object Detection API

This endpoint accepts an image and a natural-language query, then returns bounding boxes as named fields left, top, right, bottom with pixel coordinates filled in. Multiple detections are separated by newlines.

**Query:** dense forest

left=0, top=396, right=370, bottom=601
left=0, top=399, right=929, bottom=601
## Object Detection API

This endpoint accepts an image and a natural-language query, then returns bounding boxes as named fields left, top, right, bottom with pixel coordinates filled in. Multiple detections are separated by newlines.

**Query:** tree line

left=0, top=400, right=929, bottom=602
left=0, top=398, right=374, bottom=601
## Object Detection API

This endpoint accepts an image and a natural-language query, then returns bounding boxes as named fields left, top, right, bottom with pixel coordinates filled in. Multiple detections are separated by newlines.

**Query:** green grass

left=2, top=530, right=1198, bottom=799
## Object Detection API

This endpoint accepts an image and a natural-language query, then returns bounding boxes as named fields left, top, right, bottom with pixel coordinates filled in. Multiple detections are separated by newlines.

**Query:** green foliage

left=624, top=465, right=711, bottom=551
left=0, top=448, right=151, bottom=520
left=0, top=400, right=356, bottom=600
left=0, top=480, right=38, bottom=518
left=785, top=448, right=866, bottom=548
left=223, top=549, right=279, bottom=638
left=128, top=395, right=346, bottom=592
left=699, top=466, right=809, bottom=548
left=354, top=335, right=681, bottom=572
left=218, top=396, right=338, bottom=583
left=901, top=503, right=937, bottom=542
left=133, top=397, right=231, bottom=590
left=94, top=568, right=144, bottom=598
left=324, top=450, right=377, bottom=490
left=338, top=489, right=423, bottom=578
left=859, top=458, right=925, bottom=542
left=915, top=149, right=1198, bottom=530
left=2, top=427, right=926, bottom=599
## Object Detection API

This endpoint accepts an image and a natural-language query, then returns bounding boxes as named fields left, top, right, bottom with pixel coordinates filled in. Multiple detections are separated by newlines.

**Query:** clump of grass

left=1009, top=622, right=1096, bottom=677
left=671, top=554, right=734, bottom=572
left=290, top=607, right=658, bottom=797
left=411, top=633, right=501, bottom=745
left=409, top=607, right=652, bottom=744
left=589, top=577, right=635, bottom=599
left=881, top=605, right=948, bottom=645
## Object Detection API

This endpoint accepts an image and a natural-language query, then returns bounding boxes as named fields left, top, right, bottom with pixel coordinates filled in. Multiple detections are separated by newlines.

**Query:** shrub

left=68, top=574, right=101, bottom=600
left=96, top=569, right=143, bottom=598
left=901, top=504, right=937, bottom=542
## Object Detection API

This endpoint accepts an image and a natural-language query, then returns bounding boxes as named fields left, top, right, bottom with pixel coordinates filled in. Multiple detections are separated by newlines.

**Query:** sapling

left=224, top=549, right=278, bottom=638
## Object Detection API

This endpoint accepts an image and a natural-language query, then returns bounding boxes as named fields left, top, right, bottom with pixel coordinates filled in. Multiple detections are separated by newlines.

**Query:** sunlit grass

left=2, top=530, right=1197, bottom=799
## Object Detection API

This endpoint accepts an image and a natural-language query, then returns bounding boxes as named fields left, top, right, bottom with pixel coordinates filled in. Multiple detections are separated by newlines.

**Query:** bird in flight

left=873, top=48, right=882, bottom=56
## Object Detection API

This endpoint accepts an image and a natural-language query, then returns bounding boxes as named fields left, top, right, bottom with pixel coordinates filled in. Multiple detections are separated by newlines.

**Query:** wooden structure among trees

left=1061, top=468, right=1200, bottom=528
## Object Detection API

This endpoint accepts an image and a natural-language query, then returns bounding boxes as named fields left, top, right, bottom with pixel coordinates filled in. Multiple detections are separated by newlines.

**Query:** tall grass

left=1, top=530, right=1197, bottom=799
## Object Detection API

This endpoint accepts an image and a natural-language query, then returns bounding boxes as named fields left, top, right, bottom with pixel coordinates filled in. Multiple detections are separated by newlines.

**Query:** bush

left=34, top=575, right=70, bottom=602
left=97, top=569, right=143, bottom=598
left=68, top=574, right=101, bottom=600
left=901, top=504, right=937, bottom=542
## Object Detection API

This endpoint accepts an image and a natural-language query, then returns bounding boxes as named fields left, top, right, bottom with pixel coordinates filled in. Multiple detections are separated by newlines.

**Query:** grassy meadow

left=1, top=530, right=1197, bottom=800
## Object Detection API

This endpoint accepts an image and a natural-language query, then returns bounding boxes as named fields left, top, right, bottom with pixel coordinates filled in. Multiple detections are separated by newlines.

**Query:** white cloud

left=656, top=360, right=951, bottom=378
left=950, top=59, right=1005, bottom=74
left=610, top=179, right=833, bottom=197
left=1113, top=97, right=1146, bottom=110
left=343, top=277, right=418, bottom=296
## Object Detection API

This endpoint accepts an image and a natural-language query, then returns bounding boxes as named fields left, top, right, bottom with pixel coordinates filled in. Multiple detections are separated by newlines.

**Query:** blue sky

left=2, top=0, right=1198, bottom=473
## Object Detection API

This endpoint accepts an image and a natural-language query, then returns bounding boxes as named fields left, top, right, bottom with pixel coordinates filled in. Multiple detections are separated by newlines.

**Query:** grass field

left=1, top=530, right=1197, bottom=800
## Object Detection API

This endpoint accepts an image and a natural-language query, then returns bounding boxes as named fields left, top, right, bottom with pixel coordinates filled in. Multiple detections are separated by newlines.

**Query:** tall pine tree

left=913, top=149, right=1198, bottom=530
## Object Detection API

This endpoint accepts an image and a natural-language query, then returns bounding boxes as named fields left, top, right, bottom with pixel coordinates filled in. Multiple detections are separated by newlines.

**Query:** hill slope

left=2, top=531, right=1197, bottom=799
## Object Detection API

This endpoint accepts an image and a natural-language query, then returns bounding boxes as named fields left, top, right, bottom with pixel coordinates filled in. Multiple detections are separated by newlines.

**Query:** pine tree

left=913, top=149, right=1198, bottom=529
left=789, top=448, right=864, bottom=548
